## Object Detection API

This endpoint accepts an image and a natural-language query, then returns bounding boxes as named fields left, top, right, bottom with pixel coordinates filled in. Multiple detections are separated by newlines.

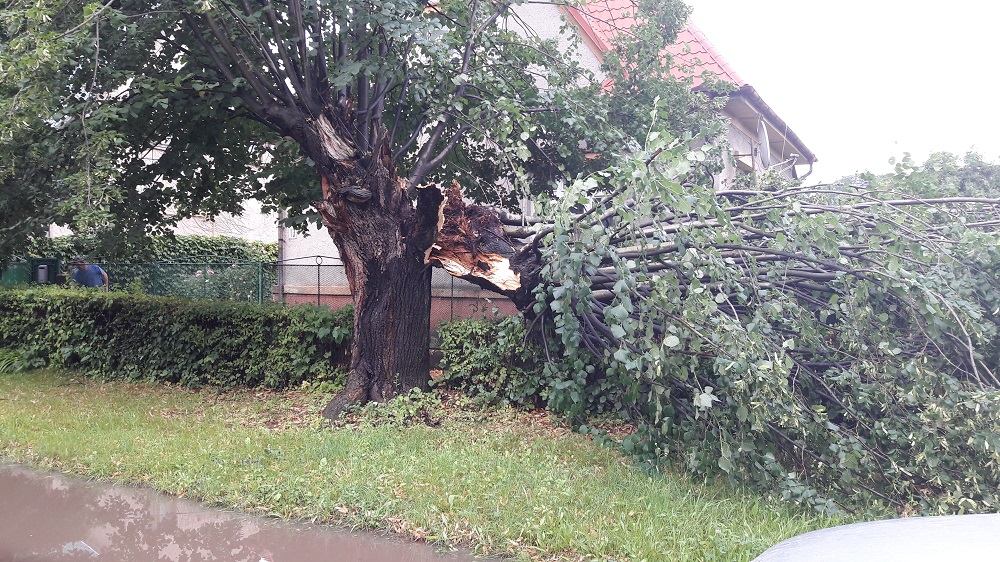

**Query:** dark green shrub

left=436, top=315, right=547, bottom=406
left=23, top=233, right=278, bottom=263
left=0, top=287, right=350, bottom=388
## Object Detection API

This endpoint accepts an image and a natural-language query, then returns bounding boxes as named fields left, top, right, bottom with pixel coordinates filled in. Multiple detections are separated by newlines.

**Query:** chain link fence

left=273, top=256, right=517, bottom=326
left=274, top=255, right=350, bottom=308
left=95, top=259, right=278, bottom=303
left=1, top=255, right=517, bottom=326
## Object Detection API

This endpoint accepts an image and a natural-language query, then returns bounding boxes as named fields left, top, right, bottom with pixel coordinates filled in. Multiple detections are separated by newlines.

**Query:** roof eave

left=718, top=84, right=818, bottom=165
left=560, top=5, right=610, bottom=62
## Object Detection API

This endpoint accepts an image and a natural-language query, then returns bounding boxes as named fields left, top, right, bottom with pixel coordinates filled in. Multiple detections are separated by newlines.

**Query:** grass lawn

left=0, top=370, right=842, bottom=561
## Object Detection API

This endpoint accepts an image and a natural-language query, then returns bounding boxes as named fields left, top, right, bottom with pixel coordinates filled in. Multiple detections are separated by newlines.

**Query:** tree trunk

left=313, top=129, right=444, bottom=420
left=321, top=232, right=432, bottom=419
left=302, top=116, right=536, bottom=419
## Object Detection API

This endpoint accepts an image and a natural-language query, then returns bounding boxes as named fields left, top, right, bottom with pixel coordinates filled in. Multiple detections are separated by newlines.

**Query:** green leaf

left=736, top=405, right=748, bottom=422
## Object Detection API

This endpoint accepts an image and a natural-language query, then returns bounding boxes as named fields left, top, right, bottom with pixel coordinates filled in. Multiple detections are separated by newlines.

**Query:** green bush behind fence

left=0, top=288, right=351, bottom=388
left=1, top=260, right=280, bottom=303
left=23, top=234, right=278, bottom=263
left=108, top=260, right=279, bottom=303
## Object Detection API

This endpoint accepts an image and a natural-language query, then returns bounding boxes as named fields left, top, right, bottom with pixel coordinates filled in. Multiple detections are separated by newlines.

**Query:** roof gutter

left=800, top=160, right=814, bottom=180
left=728, top=84, right=818, bottom=166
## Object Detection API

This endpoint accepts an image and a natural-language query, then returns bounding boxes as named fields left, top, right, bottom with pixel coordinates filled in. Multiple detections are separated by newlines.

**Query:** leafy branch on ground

left=505, top=135, right=1000, bottom=515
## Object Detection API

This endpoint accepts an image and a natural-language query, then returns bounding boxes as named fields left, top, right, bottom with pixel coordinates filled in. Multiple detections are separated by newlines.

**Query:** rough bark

left=320, top=234, right=433, bottom=419
left=308, top=119, right=445, bottom=419
left=316, top=175, right=542, bottom=418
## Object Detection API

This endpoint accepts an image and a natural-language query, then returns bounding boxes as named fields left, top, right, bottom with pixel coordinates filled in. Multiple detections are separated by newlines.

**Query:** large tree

left=0, top=0, right=719, bottom=415
left=6, top=1, right=1000, bottom=512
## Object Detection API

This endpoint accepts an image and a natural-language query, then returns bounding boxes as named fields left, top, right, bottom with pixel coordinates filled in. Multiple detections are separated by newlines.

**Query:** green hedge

left=436, top=315, right=549, bottom=406
left=23, top=233, right=278, bottom=263
left=0, top=287, right=350, bottom=388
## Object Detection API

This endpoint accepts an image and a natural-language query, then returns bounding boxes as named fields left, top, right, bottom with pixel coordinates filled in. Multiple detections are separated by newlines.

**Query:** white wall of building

left=509, top=3, right=604, bottom=80
left=172, top=200, right=279, bottom=243
left=281, top=223, right=340, bottom=262
left=46, top=200, right=281, bottom=247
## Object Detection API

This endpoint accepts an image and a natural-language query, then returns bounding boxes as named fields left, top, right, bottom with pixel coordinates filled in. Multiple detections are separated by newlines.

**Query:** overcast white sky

left=684, top=0, right=1000, bottom=183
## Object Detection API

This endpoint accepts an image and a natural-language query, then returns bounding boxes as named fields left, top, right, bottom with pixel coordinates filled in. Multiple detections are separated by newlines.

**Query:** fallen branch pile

left=431, top=139, right=1000, bottom=513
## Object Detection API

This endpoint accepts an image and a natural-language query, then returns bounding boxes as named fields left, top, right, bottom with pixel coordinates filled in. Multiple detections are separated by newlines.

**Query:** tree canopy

left=0, top=0, right=718, bottom=249
left=0, top=0, right=722, bottom=413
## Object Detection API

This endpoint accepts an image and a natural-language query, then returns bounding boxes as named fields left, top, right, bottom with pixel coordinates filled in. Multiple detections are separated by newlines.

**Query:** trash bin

left=28, top=258, right=60, bottom=284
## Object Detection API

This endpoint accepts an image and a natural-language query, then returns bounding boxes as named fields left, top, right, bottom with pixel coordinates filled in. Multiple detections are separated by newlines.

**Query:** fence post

left=277, top=259, right=285, bottom=303
left=257, top=261, right=263, bottom=304
left=315, top=256, right=322, bottom=307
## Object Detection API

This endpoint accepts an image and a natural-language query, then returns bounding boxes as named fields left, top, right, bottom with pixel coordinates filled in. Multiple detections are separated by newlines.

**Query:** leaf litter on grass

left=1, top=372, right=835, bottom=561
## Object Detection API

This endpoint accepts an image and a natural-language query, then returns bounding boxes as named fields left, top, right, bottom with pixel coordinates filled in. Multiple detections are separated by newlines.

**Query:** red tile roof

left=564, top=0, right=744, bottom=88
left=668, top=25, right=744, bottom=87
left=563, top=0, right=817, bottom=166
left=564, top=0, right=633, bottom=53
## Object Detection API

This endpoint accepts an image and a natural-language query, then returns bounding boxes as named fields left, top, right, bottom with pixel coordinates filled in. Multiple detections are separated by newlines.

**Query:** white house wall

left=281, top=223, right=339, bottom=261
left=171, top=200, right=279, bottom=243
left=509, top=4, right=605, bottom=80
left=45, top=200, right=279, bottom=249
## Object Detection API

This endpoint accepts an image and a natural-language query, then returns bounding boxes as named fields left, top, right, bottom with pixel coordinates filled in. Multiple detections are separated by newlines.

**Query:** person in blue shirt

left=70, top=257, right=109, bottom=291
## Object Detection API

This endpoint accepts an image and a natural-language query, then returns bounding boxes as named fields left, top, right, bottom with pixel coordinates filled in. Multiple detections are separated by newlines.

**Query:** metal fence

left=272, top=256, right=518, bottom=326
left=3, top=255, right=517, bottom=324
left=274, top=255, right=349, bottom=307
left=0, top=262, right=31, bottom=285
left=102, top=260, right=278, bottom=303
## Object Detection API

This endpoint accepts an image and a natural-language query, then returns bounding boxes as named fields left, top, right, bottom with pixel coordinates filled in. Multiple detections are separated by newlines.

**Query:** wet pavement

left=0, top=464, right=482, bottom=562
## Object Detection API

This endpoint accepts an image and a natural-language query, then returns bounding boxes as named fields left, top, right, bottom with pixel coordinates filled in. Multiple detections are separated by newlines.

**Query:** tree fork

left=318, top=178, right=547, bottom=419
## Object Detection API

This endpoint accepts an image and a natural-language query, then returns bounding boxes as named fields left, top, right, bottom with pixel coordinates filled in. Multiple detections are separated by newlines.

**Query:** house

left=526, top=0, right=818, bottom=186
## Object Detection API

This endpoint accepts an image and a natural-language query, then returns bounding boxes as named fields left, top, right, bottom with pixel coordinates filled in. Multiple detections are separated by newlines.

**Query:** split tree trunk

left=302, top=114, right=537, bottom=419
left=424, top=181, right=542, bottom=311
left=315, top=174, right=541, bottom=419
left=312, top=127, right=445, bottom=419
